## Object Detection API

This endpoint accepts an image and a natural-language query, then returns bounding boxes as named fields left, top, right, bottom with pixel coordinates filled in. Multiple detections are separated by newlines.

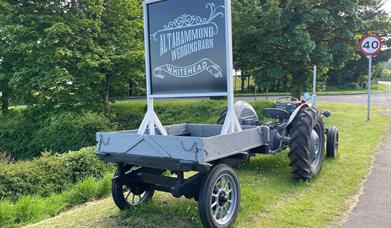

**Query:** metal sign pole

left=367, top=55, right=372, bottom=121
left=312, top=65, right=317, bottom=108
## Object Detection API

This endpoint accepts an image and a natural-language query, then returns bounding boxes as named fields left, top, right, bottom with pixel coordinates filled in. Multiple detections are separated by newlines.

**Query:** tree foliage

left=232, top=0, right=390, bottom=96
left=0, top=0, right=144, bottom=112
left=0, top=0, right=389, bottom=113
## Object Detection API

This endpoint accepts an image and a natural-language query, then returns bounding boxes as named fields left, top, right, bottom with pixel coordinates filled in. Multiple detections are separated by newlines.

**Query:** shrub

left=1, top=100, right=273, bottom=159
left=0, top=112, right=41, bottom=159
left=0, top=111, right=113, bottom=159
left=0, top=147, right=114, bottom=201
left=110, top=100, right=273, bottom=130
left=326, top=82, right=360, bottom=91
left=33, top=112, right=114, bottom=154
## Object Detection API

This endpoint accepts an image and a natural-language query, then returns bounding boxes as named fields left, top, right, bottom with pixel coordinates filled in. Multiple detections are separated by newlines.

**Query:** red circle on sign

left=359, top=35, right=382, bottom=56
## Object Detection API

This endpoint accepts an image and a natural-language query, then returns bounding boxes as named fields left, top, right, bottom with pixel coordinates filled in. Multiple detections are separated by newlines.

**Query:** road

left=128, top=82, right=391, bottom=107
left=238, top=91, right=391, bottom=107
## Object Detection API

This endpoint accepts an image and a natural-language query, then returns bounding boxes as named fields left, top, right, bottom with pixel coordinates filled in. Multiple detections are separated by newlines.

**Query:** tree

left=327, top=0, right=391, bottom=87
left=98, top=0, right=144, bottom=112
left=0, top=0, right=145, bottom=113
left=232, top=0, right=261, bottom=93
left=0, top=1, right=11, bottom=114
left=232, top=0, right=367, bottom=97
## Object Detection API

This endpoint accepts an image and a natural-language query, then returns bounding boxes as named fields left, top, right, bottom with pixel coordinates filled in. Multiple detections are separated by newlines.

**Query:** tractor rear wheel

left=288, top=107, right=325, bottom=180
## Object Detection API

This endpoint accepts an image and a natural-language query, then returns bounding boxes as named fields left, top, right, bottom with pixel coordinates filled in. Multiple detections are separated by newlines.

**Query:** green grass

left=234, top=82, right=389, bottom=96
left=0, top=172, right=113, bottom=227
left=24, top=102, right=390, bottom=228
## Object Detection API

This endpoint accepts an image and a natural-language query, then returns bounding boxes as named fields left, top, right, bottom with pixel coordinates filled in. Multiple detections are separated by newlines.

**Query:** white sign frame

left=138, top=0, right=241, bottom=135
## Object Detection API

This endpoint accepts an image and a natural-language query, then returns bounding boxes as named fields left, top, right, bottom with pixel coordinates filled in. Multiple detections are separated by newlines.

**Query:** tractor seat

left=264, top=108, right=290, bottom=121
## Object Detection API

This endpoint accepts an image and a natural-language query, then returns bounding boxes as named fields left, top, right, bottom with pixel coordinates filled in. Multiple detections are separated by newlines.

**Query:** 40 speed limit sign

left=359, top=35, right=382, bottom=56
left=359, top=35, right=382, bottom=122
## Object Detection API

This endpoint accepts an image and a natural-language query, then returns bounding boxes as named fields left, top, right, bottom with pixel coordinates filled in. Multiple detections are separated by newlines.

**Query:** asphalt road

left=238, top=91, right=391, bottom=107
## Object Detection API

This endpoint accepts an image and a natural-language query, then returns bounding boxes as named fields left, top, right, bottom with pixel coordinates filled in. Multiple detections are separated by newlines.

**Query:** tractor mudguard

left=286, top=103, right=310, bottom=127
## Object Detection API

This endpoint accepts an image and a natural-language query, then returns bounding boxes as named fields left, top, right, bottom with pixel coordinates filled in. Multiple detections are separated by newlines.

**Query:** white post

left=221, top=0, right=241, bottom=135
left=137, top=1, right=167, bottom=136
left=367, top=55, right=372, bottom=121
left=311, top=65, right=317, bottom=108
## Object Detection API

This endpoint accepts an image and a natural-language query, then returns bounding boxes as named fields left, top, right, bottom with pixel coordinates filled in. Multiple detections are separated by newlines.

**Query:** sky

left=384, top=0, right=391, bottom=14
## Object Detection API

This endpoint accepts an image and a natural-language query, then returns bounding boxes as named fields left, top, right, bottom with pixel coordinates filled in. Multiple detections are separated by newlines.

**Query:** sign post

left=359, top=35, right=382, bottom=121
left=367, top=55, right=372, bottom=121
left=138, top=0, right=240, bottom=135
left=312, top=65, right=317, bottom=108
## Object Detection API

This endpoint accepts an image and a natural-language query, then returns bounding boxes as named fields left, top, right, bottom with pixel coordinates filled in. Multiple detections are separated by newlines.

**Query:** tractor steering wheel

left=274, top=96, right=299, bottom=106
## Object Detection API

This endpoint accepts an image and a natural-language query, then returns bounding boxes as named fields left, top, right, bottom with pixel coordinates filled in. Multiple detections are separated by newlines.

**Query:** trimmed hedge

left=0, top=112, right=41, bottom=160
left=0, top=111, right=113, bottom=159
left=0, top=100, right=273, bottom=159
left=0, top=147, right=114, bottom=201
left=110, top=100, right=273, bottom=130
left=33, top=112, right=114, bottom=153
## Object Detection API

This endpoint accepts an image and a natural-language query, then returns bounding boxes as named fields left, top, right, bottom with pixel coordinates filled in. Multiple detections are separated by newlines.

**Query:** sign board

left=145, top=0, right=229, bottom=97
left=359, top=35, right=382, bottom=121
left=359, top=35, right=382, bottom=56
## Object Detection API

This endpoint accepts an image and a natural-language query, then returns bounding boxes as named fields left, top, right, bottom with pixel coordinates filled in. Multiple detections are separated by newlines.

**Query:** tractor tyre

left=326, top=126, right=339, bottom=159
left=288, top=107, right=325, bottom=180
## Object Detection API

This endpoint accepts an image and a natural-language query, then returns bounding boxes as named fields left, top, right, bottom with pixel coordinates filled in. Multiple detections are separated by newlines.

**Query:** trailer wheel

left=326, top=126, right=339, bottom=159
left=112, top=169, right=154, bottom=210
left=198, top=164, right=240, bottom=228
left=288, top=107, right=325, bottom=180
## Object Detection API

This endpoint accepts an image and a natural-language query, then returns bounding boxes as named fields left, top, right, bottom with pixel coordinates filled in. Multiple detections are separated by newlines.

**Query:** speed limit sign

left=360, top=35, right=382, bottom=56
left=359, top=35, right=382, bottom=122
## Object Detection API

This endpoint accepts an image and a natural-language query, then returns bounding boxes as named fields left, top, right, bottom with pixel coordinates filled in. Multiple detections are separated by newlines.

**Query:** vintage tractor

left=96, top=96, right=339, bottom=228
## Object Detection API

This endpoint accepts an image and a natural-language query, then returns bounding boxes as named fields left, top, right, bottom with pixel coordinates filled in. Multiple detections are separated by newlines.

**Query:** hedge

left=109, top=100, right=273, bottom=130
left=0, top=147, right=114, bottom=201
left=0, top=100, right=273, bottom=159
left=32, top=112, right=114, bottom=154
left=0, top=111, right=113, bottom=159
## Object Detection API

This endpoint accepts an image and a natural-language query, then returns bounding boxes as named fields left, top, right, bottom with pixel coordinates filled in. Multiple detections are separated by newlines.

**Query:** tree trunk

left=103, top=75, right=110, bottom=113
left=247, top=75, right=251, bottom=91
left=241, top=71, right=245, bottom=93
left=291, top=68, right=306, bottom=99
left=1, top=80, right=9, bottom=115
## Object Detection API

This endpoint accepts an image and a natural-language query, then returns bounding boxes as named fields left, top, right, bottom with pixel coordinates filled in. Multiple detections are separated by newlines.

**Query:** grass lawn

left=234, top=77, right=389, bottom=96
left=26, top=102, right=390, bottom=228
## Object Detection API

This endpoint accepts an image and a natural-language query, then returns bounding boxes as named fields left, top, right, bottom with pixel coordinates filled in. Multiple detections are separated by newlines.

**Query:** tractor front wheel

left=288, top=107, right=325, bottom=180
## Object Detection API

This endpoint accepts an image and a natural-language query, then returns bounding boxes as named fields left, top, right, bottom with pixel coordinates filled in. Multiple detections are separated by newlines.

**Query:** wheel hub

left=130, top=186, right=144, bottom=195
left=310, top=129, right=320, bottom=156
left=218, top=191, right=228, bottom=206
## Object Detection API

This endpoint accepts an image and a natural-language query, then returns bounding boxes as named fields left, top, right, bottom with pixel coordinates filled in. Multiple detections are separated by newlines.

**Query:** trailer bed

left=96, top=124, right=268, bottom=171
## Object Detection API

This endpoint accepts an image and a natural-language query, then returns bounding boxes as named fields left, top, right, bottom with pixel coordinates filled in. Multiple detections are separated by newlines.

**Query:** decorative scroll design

left=153, top=58, right=222, bottom=79
left=150, top=3, right=225, bottom=41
